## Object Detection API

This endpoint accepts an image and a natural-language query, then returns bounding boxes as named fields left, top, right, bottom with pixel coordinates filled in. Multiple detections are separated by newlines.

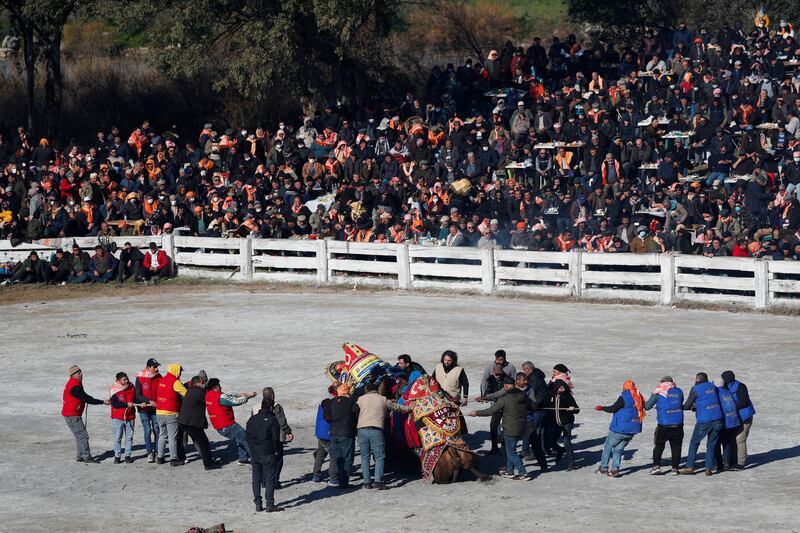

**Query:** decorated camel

left=327, top=343, right=489, bottom=484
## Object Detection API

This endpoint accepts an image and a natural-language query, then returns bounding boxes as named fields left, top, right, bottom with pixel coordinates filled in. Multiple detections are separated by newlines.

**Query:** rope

left=271, top=374, right=321, bottom=389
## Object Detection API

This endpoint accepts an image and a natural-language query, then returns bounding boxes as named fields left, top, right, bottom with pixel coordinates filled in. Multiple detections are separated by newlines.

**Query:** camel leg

left=457, top=449, right=491, bottom=481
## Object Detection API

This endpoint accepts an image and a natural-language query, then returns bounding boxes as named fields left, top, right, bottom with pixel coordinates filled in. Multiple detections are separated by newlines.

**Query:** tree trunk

left=21, top=24, right=36, bottom=135
left=42, top=30, right=63, bottom=142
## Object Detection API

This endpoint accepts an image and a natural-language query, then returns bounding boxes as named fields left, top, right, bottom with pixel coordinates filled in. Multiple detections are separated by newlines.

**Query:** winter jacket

left=177, top=385, right=208, bottom=429
left=329, top=395, right=357, bottom=438
left=246, top=407, right=281, bottom=461
left=474, top=387, right=533, bottom=438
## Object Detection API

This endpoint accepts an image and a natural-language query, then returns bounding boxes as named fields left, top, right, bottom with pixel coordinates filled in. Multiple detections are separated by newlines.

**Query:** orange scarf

left=623, top=380, right=646, bottom=422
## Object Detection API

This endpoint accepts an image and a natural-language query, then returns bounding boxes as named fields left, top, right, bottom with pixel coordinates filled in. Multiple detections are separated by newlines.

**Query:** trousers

left=252, top=455, right=277, bottom=506
left=653, top=425, right=683, bottom=469
left=64, top=416, right=91, bottom=460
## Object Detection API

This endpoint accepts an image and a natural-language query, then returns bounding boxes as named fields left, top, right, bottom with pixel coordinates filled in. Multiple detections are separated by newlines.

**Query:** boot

left=254, top=499, right=264, bottom=512
left=265, top=504, right=284, bottom=513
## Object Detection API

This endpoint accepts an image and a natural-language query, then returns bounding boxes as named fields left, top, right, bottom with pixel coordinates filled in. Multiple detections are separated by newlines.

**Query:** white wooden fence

left=3, top=235, right=800, bottom=310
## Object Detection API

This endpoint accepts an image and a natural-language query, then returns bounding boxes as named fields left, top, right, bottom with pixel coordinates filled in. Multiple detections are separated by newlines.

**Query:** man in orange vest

left=134, top=358, right=161, bottom=463
left=205, top=378, right=257, bottom=464
left=109, top=372, right=142, bottom=463
left=62, top=365, right=109, bottom=463
left=156, top=363, right=188, bottom=466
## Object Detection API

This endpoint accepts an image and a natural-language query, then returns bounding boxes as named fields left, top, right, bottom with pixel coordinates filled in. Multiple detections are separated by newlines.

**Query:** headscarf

left=108, top=379, right=131, bottom=399
left=623, top=380, right=646, bottom=422
left=653, top=380, right=676, bottom=397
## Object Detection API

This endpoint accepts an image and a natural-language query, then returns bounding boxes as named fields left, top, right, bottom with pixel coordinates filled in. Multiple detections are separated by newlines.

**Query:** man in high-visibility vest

left=62, top=365, right=109, bottom=463
left=205, top=378, right=257, bottom=464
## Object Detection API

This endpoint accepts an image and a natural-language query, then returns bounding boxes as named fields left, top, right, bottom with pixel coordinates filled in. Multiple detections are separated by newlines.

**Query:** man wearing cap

left=143, top=242, right=171, bottom=281
left=644, top=376, right=684, bottom=475
left=62, top=366, right=109, bottom=463
left=134, top=358, right=162, bottom=462
left=205, top=378, right=257, bottom=465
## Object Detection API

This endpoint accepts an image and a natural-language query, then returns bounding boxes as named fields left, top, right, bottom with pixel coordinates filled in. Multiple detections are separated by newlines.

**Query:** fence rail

left=3, top=236, right=800, bottom=310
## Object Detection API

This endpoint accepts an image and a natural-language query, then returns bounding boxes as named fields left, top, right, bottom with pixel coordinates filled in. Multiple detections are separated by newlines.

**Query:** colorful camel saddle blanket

left=417, top=438, right=473, bottom=482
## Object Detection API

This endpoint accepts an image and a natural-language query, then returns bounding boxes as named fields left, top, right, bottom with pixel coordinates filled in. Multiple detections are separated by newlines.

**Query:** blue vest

left=655, top=387, right=684, bottom=426
left=694, top=381, right=723, bottom=423
left=717, top=386, right=741, bottom=429
left=609, top=390, right=642, bottom=435
left=728, top=381, right=755, bottom=422
left=314, top=403, right=331, bottom=440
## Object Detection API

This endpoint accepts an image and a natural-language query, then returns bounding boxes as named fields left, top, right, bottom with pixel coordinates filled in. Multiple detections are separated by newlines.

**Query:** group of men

left=3, top=241, right=171, bottom=285
left=61, top=359, right=292, bottom=512
left=595, top=370, right=755, bottom=477
left=62, top=350, right=756, bottom=511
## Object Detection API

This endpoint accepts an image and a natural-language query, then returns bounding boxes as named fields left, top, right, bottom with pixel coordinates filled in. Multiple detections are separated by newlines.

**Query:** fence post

left=569, top=249, right=582, bottom=297
left=162, top=234, right=176, bottom=277
left=754, top=259, right=769, bottom=309
left=239, top=237, right=254, bottom=282
left=659, top=253, right=675, bottom=305
left=316, top=239, right=329, bottom=285
left=481, top=247, right=495, bottom=294
left=397, top=243, right=411, bottom=289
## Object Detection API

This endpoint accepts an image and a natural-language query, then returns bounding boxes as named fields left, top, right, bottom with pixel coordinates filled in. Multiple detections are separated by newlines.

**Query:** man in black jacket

left=117, top=242, right=144, bottom=283
left=48, top=249, right=72, bottom=284
left=177, top=376, right=219, bottom=470
left=246, top=396, right=283, bottom=512
left=328, top=385, right=357, bottom=488
left=521, top=361, right=550, bottom=472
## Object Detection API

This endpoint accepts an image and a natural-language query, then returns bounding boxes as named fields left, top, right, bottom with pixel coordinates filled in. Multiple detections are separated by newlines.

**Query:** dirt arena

left=1, top=287, right=797, bottom=532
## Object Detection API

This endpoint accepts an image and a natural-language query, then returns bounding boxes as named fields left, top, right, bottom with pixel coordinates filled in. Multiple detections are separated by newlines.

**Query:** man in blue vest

left=721, top=370, right=755, bottom=469
left=595, top=380, right=645, bottom=478
left=644, top=376, right=684, bottom=475
left=714, top=377, right=741, bottom=472
left=312, top=390, right=337, bottom=483
left=680, top=372, right=723, bottom=475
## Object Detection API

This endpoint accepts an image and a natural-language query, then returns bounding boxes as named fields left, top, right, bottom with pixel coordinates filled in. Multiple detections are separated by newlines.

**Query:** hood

left=167, top=363, right=182, bottom=378
left=551, top=379, right=570, bottom=394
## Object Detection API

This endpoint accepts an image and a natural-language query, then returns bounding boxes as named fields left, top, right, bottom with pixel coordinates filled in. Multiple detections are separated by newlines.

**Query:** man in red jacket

left=205, top=378, right=257, bottom=464
left=143, top=241, right=171, bottom=281
left=62, top=365, right=109, bottom=463
left=134, top=358, right=162, bottom=463
left=109, top=372, right=142, bottom=463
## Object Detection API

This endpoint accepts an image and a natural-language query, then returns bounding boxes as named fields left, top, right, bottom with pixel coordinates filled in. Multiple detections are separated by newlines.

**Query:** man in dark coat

left=246, top=395, right=283, bottom=512
left=117, top=242, right=144, bottom=283
left=176, top=375, right=218, bottom=470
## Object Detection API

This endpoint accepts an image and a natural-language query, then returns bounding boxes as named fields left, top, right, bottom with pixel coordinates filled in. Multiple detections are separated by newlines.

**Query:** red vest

left=156, top=373, right=181, bottom=412
left=205, top=389, right=236, bottom=430
left=137, top=374, right=162, bottom=412
left=111, top=386, right=136, bottom=421
left=62, top=377, right=85, bottom=417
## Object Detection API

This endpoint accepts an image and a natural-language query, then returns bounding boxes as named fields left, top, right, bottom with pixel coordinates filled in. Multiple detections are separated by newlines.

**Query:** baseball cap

left=146, top=358, right=160, bottom=367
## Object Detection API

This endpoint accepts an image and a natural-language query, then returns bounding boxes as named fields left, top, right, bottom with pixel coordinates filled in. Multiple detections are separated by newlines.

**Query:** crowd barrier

left=2, top=235, right=800, bottom=310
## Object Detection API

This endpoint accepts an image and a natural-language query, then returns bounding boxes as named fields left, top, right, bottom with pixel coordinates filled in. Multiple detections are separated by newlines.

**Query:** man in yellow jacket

left=156, top=363, right=187, bottom=466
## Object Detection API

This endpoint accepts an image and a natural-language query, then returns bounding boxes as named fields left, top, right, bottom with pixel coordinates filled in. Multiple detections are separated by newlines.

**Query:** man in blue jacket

left=312, top=390, right=337, bottom=483
left=714, top=377, right=741, bottom=472
left=644, top=376, right=684, bottom=475
left=595, top=380, right=645, bottom=478
left=722, top=370, right=755, bottom=469
left=680, top=372, right=723, bottom=475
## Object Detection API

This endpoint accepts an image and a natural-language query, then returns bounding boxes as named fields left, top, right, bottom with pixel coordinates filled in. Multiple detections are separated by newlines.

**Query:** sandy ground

left=0, top=289, right=798, bottom=533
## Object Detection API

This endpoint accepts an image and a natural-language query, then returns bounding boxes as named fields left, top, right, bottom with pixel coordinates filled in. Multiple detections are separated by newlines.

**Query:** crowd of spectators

left=3, top=20, right=800, bottom=262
